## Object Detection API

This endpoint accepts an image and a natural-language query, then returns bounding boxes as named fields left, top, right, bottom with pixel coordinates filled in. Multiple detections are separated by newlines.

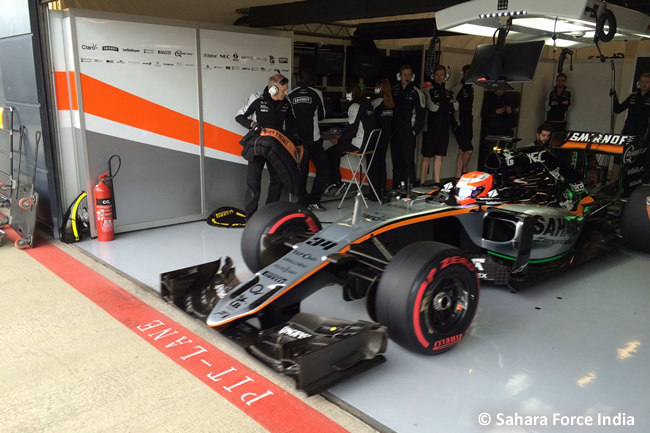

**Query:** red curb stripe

left=4, top=229, right=349, bottom=433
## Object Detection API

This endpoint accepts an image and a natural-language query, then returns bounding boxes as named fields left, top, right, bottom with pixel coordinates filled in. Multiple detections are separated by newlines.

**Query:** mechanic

left=611, top=71, right=650, bottom=182
left=368, top=78, right=394, bottom=201
left=479, top=88, right=519, bottom=170
left=452, top=64, right=475, bottom=179
left=421, top=65, right=457, bottom=187
left=235, top=73, right=297, bottom=217
left=289, top=68, right=329, bottom=212
left=391, top=64, right=426, bottom=188
left=612, top=72, right=650, bottom=137
left=546, top=73, right=572, bottom=133
left=529, top=122, right=552, bottom=148
left=325, top=84, right=376, bottom=193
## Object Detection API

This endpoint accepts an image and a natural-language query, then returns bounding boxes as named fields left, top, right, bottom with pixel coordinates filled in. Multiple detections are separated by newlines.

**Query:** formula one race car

left=163, top=131, right=649, bottom=394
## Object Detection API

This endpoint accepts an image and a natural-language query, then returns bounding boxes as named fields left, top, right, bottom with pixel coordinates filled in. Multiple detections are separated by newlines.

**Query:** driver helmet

left=455, top=171, right=494, bottom=205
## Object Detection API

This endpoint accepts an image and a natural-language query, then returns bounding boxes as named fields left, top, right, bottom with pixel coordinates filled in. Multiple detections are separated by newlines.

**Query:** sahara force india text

left=491, top=412, right=634, bottom=427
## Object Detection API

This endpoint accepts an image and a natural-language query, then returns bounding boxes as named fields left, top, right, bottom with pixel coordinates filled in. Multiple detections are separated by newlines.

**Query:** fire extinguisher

left=94, top=155, right=120, bottom=242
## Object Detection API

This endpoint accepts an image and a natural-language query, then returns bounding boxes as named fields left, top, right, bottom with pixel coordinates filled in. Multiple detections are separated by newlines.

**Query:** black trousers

left=299, top=138, right=330, bottom=204
left=390, top=128, right=416, bottom=187
left=245, top=155, right=283, bottom=216
left=326, top=141, right=358, bottom=184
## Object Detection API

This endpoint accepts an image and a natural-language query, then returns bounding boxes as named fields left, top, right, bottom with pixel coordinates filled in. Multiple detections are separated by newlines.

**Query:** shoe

left=308, top=202, right=326, bottom=211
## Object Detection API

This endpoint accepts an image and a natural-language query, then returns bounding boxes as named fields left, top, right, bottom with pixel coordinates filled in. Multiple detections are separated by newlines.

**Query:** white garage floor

left=76, top=195, right=650, bottom=433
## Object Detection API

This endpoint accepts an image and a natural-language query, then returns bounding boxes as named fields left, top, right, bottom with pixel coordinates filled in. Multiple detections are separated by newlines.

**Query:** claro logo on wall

left=102, top=46, right=119, bottom=52
left=175, top=50, right=193, bottom=57
left=81, top=44, right=97, bottom=50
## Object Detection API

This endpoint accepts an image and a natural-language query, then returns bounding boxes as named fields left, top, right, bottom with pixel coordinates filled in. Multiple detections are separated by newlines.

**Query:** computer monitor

left=468, top=40, right=544, bottom=89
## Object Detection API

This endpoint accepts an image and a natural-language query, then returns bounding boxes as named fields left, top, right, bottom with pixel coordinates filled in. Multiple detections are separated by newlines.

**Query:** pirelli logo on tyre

left=433, top=333, right=463, bottom=351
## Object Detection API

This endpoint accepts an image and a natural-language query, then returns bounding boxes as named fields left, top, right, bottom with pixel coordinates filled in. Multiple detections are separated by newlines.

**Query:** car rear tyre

left=375, top=241, right=479, bottom=355
left=241, top=201, right=322, bottom=272
left=621, top=185, right=650, bottom=254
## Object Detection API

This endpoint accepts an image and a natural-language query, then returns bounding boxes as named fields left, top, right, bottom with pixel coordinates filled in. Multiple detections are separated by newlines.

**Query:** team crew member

left=421, top=65, right=457, bottom=186
left=547, top=73, right=572, bottom=133
left=479, top=88, right=518, bottom=170
left=529, top=122, right=553, bottom=148
left=391, top=64, right=426, bottom=188
left=453, top=65, right=474, bottom=179
left=326, top=85, right=376, bottom=192
left=368, top=79, right=394, bottom=201
left=612, top=72, right=650, bottom=137
left=289, top=68, right=329, bottom=211
left=235, top=74, right=295, bottom=216
left=612, top=72, right=650, bottom=182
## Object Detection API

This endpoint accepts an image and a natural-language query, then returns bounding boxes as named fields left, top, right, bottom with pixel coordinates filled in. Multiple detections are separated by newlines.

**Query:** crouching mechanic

left=235, top=74, right=302, bottom=217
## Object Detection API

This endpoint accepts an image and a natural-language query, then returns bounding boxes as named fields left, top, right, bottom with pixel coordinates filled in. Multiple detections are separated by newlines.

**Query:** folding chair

left=338, top=128, right=382, bottom=209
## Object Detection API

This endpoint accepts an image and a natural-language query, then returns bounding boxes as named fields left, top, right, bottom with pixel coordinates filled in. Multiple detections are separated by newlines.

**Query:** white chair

left=338, top=128, right=382, bottom=209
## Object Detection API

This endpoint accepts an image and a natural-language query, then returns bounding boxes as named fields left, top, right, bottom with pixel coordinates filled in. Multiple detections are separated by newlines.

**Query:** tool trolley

left=0, top=106, right=40, bottom=248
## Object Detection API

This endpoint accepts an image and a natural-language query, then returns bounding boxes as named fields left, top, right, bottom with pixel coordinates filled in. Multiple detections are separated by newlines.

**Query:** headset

left=269, top=77, right=289, bottom=96
left=396, top=72, right=416, bottom=82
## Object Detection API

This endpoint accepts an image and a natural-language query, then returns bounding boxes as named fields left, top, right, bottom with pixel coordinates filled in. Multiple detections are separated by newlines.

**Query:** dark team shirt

left=426, top=82, right=455, bottom=132
left=235, top=87, right=295, bottom=134
left=288, top=84, right=325, bottom=143
left=391, top=81, right=425, bottom=133
left=614, top=89, right=650, bottom=137
left=456, top=83, right=474, bottom=126
left=547, top=86, right=572, bottom=122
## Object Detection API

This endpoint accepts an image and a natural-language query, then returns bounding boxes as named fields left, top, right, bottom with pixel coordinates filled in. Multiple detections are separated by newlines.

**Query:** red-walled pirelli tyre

left=241, top=201, right=322, bottom=273
left=621, top=185, right=650, bottom=254
left=375, top=242, right=479, bottom=355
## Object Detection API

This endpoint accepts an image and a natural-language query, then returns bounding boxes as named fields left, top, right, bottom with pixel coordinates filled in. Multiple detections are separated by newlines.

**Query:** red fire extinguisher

left=94, top=171, right=114, bottom=242
left=94, top=155, right=120, bottom=242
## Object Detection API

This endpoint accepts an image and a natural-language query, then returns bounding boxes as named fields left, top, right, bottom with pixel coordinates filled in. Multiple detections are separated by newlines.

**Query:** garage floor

left=76, top=196, right=650, bottom=433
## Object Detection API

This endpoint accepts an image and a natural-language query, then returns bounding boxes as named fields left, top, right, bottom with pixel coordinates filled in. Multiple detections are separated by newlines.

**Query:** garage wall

left=49, top=9, right=293, bottom=235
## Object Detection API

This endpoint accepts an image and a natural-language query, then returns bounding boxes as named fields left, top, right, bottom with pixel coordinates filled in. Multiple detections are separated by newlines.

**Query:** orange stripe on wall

left=80, top=73, right=200, bottom=145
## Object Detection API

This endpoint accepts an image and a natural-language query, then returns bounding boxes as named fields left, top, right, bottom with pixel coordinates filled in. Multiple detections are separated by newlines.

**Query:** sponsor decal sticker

left=102, top=45, right=119, bottom=52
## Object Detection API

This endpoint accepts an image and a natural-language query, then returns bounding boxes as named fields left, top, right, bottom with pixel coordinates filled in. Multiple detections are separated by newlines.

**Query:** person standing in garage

left=391, top=64, right=426, bottom=188
left=611, top=71, right=650, bottom=183
left=288, top=68, right=329, bottom=211
left=452, top=64, right=475, bottom=179
left=421, top=65, right=457, bottom=187
left=368, top=78, right=394, bottom=201
left=235, top=73, right=295, bottom=217
left=546, top=73, right=572, bottom=133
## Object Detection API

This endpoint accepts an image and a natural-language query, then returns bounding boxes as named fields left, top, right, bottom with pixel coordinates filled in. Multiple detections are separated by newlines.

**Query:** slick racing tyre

left=375, top=242, right=479, bottom=355
left=621, top=185, right=650, bottom=254
left=241, top=201, right=322, bottom=272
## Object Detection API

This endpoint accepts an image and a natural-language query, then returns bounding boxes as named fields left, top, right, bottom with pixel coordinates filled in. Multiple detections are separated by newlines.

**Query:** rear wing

left=552, top=131, right=647, bottom=195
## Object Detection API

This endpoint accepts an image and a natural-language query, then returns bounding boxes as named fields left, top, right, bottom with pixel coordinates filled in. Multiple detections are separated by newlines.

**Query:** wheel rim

left=259, top=217, right=317, bottom=267
left=421, top=274, right=469, bottom=335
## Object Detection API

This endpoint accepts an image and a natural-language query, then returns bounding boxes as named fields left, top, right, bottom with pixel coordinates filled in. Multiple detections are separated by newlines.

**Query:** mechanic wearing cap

left=235, top=73, right=296, bottom=216
left=421, top=65, right=457, bottom=187
left=452, top=65, right=475, bottom=179
left=289, top=68, right=329, bottom=212
left=391, top=64, right=426, bottom=188
left=546, top=73, right=572, bottom=133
